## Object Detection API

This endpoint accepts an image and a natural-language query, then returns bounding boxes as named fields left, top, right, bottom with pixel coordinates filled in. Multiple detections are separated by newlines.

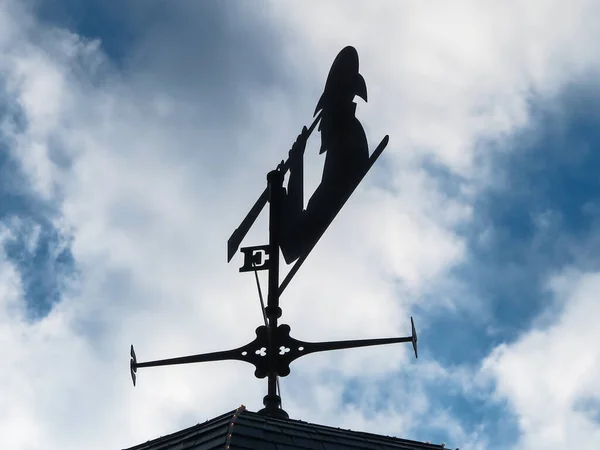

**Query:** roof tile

left=122, top=406, right=451, bottom=450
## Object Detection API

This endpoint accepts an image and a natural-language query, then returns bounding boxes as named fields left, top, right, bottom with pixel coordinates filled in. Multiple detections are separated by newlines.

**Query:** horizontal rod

left=134, top=348, right=241, bottom=369
left=301, top=335, right=413, bottom=355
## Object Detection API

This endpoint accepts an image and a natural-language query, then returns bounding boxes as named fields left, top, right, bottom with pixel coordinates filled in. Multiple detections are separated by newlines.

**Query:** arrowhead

left=130, top=345, right=137, bottom=386
left=411, top=317, right=418, bottom=359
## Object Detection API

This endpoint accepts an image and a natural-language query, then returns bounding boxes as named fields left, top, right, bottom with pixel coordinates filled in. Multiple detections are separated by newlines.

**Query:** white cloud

left=483, top=269, right=600, bottom=449
left=1, top=1, right=600, bottom=449
left=267, top=0, right=600, bottom=176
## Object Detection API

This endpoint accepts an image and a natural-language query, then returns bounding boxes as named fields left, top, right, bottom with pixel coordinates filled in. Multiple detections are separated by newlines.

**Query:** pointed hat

left=313, top=46, right=368, bottom=117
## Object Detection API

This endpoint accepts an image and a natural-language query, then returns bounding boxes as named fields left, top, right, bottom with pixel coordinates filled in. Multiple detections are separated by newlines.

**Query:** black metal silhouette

left=239, top=245, right=271, bottom=272
left=226, top=112, right=322, bottom=264
left=130, top=46, right=418, bottom=419
left=279, top=133, right=389, bottom=295
left=130, top=319, right=417, bottom=383
left=280, top=46, right=371, bottom=264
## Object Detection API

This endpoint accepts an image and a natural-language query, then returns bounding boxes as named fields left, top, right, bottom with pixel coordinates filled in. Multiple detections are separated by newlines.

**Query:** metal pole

left=259, top=169, right=288, bottom=418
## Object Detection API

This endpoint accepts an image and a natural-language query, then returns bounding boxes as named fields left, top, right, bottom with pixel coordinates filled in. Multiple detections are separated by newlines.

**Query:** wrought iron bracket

left=130, top=318, right=417, bottom=386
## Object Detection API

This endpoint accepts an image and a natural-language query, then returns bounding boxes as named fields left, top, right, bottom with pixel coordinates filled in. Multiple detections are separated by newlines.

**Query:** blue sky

left=2, top=1, right=600, bottom=449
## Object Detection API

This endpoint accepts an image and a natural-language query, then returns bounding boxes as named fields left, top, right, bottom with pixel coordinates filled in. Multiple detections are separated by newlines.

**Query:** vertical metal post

left=258, top=169, right=288, bottom=418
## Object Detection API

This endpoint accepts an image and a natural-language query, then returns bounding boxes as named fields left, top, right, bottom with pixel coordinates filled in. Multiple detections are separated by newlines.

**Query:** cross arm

left=271, top=317, right=418, bottom=377
left=130, top=318, right=418, bottom=385
left=129, top=325, right=274, bottom=386
left=294, top=335, right=413, bottom=356
left=130, top=346, right=244, bottom=386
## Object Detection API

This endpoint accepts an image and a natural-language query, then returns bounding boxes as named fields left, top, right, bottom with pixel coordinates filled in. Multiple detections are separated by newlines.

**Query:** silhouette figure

left=280, top=46, right=370, bottom=264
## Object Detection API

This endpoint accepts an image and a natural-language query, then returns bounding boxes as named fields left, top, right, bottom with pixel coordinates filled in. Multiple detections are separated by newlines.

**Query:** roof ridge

left=224, top=405, right=247, bottom=449
left=123, top=406, right=449, bottom=450
left=121, top=408, right=237, bottom=450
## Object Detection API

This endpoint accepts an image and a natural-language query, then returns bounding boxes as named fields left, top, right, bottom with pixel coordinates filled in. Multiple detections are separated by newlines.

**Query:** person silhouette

left=280, top=46, right=370, bottom=264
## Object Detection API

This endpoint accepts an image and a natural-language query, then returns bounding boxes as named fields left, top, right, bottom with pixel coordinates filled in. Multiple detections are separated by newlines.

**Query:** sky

left=1, top=1, right=600, bottom=449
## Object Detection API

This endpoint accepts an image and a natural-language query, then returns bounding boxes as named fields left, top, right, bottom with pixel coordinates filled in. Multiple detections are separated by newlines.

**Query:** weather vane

left=129, top=46, right=418, bottom=418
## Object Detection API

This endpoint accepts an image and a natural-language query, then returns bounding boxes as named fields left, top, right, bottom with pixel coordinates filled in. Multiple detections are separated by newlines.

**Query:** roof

left=123, top=405, right=451, bottom=450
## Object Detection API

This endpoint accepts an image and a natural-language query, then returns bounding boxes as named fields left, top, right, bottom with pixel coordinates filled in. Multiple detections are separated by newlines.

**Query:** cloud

left=266, top=0, right=600, bottom=176
left=483, top=269, right=600, bottom=450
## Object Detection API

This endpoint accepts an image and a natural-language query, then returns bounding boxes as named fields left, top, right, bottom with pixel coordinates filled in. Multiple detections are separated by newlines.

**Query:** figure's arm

left=286, top=126, right=309, bottom=213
